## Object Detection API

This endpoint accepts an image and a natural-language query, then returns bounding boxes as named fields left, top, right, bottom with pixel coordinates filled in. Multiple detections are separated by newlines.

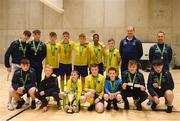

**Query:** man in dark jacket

left=149, top=31, right=172, bottom=71
left=35, top=65, right=61, bottom=112
left=10, top=59, right=37, bottom=109
left=147, top=59, right=174, bottom=113
left=119, top=26, right=143, bottom=77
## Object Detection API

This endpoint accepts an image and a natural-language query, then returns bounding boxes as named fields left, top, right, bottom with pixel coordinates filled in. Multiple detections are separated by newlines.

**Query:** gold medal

left=159, top=86, right=161, bottom=89
left=131, top=87, right=133, bottom=90
left=161, top=56, right=163, bottom=59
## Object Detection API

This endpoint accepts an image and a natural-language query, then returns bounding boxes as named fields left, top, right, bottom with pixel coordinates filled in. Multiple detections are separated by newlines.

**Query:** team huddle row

left=4, top=26, right=174, bottom=114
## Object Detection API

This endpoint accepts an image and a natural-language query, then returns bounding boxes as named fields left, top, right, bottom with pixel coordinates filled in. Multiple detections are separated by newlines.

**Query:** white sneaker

left=25, top=97, right=30, bottom=105
left=7, top=103, right=14, bottom=111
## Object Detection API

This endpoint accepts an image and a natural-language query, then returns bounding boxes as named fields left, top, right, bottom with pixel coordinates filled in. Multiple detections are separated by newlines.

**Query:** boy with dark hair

left=82, top=64, right=105, bottom=113
left=45, top=32, right=60, bottom=76
left=26, top=29, right=46, bottom=90
left=147, top=59, right=174, bottom=113
left=35, top=65, right=61, bottom=112
left=121, top=60, right=148, bottom=110
left=104, top=67, right=122, bottom=111
left=10, top=58, right=37, bottom=109
left=89, top=34, right=105, bottom=75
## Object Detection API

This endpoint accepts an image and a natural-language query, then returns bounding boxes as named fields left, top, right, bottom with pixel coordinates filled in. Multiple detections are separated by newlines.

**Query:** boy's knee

left=59, top=92, right=64, bottom=99
left=104, top=94, right=109, bottom=101
left=153, top=96, right=160, bottom=104
left=165, top=90, right=173, bottom=97
left=28, top=87, right=36, bottom=95
left=87, top=92, right=94, bottom=98
left=95, top=103, right=104, bottom=113
left=80, top=96, right=86, bottom=104
left=116, top=94, right=122, bottom=102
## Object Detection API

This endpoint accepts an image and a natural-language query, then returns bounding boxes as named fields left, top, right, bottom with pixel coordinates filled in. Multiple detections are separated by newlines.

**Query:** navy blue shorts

left=74, top=65, right=88, bottom=77
left=98, top=63, right=104, bottom=75
left=59, top=63, right=72, bottom=76
left=53, top=68, right=61, bottom=76
left=154, top=89, right=167, bottom=97
left=94, top=93, right=104, bottom=104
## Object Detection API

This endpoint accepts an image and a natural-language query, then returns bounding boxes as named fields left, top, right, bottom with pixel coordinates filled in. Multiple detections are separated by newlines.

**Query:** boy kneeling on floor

left=121, top=60, right=148, bottom=110
left=147, top=59, right=174, bottom=113
left=64, top=70, right=82, bottom=113
left=35, top=65, right=61, bottom=112
left=81, top=64, right=105, bottom=113
left=104, top=67, right=122, bottom=111
left=10, top=58, right=36, bottom=109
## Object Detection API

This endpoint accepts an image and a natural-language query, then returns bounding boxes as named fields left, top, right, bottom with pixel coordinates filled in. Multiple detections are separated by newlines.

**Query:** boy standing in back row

left=59, top=32, right=75, bottom=91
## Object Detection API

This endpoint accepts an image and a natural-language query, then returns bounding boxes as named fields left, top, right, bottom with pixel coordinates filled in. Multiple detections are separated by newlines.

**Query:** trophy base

left=67, top=109, right=74, bottom=114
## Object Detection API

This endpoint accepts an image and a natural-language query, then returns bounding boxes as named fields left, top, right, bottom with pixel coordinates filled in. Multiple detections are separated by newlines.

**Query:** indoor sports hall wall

left=0, top=0, right=180, bottom=65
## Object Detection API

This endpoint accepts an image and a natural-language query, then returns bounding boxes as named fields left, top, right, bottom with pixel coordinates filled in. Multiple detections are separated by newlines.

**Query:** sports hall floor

left=0, top=65, right=180, bottom=121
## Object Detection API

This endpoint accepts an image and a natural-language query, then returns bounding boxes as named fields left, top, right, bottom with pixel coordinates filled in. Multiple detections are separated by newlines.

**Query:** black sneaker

left=113, top=102, right=119, bottom=111
left=106, top=102, right=111, bottom=111
left=151, top=103, right=157, bottom=111
left=88, top=105, right=95, bottom=111
left=166, top=106, right=173, bottom=113
left=16, top=99, right=25, bottom=109
left=31, top=100, right=36, bottom=109
left=136, top=101, right=142, bottom=111
left=124, top=101, right=129, bottom=110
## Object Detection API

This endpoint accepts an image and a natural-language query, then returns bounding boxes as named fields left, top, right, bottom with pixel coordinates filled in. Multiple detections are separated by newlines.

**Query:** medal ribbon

left=19, top=40, right=26, bottom=57
left=21, top=70, right=29, bottom=86
left=156, top=44, right=166, bottom=58
left=33, top=40, right=40, bottom=56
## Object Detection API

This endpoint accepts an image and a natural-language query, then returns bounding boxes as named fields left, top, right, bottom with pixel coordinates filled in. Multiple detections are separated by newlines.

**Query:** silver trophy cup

left=67, top=91, right=75, bottom=113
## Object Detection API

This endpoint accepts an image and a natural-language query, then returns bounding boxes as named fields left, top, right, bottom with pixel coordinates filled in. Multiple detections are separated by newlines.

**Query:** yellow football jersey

left=66, top=78, right=82, bottom=100
left=84, top=74, right=105, bottom=99
left=45, top=42, right=60, bottom=68
left=88, top=43, right=104, bottom=65
left=59, top=41, right=75, bottom=64
left=73, top=43, right=90, bottom=66
left=104, top=48, right=121, bottom=74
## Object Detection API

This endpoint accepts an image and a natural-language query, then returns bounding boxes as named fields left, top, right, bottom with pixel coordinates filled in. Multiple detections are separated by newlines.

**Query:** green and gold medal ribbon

left=33, top=40, right=40, bottom=56
left=21, top=70, right=29, bottom=86
left=109, top=49, right=114, bottom=66
left=50, top=43, right=56, bottom=56
left=93, top=74, right=99, bottom=89
left=63, top=43, right=69, bottom=54
left=156, top=44, right=166, bottom=59
left=156, top=72, right=162, bottom=89
left=79, top=45, right=84, bottom=56
left=19, top=40, right=26, bottom=57
left=110, top=80, right=116, bottom=92
left=128, top=72, right=137, bottom=84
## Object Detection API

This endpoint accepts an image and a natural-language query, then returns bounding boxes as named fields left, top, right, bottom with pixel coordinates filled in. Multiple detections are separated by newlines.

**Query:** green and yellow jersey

left=59, top=41, right=75, bottom=64
left=45, top=42, right=60, bottom=68
left=84, top=74, right=105, bottom=99
left=104, top=48, right=121, bottom=74
left=88, top=43, right=105, bottom=65
left=66, top=78, right=82, bottom=100
left=73, top=43, right=90, bottom=66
